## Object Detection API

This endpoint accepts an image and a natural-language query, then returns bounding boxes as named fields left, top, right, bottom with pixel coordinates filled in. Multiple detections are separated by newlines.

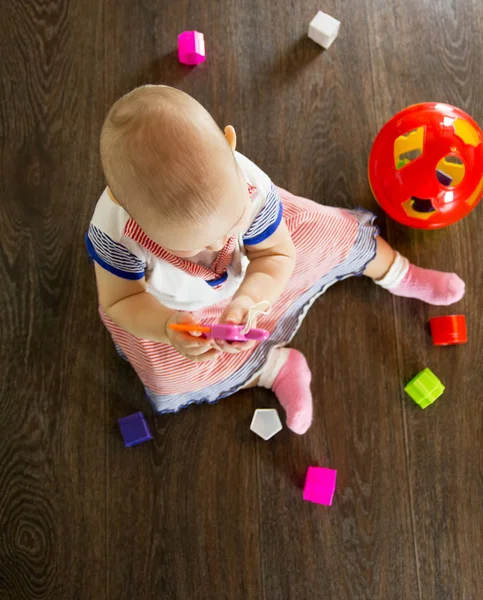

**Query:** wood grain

left=0, top=0, right=482, bottom=598
left=366, top=1, right=483, bottom=598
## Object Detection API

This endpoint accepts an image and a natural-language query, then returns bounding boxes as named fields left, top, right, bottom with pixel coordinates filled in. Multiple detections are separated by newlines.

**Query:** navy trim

left=206, top=271, right=228, bottom=287
left=85, top=234, right=145, bottom=280
left=87, top=224, right=146, bottom=273
left=243, top=202, right=283, bottom=246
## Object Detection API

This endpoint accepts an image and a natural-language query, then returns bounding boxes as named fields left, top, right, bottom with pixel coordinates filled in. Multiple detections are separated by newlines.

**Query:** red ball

left=369, top=103, right=483, bottom=229
left=429, top=315, right=467, bottom=346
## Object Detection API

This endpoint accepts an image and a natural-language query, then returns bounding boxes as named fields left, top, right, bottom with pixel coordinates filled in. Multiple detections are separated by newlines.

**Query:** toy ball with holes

left=368, top=103, right=483, bottom=229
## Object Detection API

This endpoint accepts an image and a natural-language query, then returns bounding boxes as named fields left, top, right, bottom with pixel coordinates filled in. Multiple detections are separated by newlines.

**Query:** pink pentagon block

left=303, top=466, right=337, bottom=506
left=178, top=31, right=206, bottom=65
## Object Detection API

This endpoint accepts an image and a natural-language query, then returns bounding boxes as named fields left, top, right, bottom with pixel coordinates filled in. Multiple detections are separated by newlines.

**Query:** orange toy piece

left=369, top=103, right=483, bottom=229
left=168, top=323, right=211, bottom=334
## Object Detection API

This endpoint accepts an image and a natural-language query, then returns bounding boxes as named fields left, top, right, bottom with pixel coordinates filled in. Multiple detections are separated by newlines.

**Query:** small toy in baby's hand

left=169, top=301, right=272, bottom=343
left=168, top=322, right=270, bottom=342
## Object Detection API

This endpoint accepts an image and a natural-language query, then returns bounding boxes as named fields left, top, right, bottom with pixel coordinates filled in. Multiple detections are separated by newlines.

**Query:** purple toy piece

left=178, top=31, right=206, bottom=65
left=119, top=412, right=153, bottom=447
left=303, top=466, right=337, bottom=506
left=205, top=323, right=270, bottom=342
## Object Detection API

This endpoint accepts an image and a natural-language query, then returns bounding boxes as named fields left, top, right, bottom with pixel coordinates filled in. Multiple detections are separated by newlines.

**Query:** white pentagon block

left=308, top=11, right=340, bottom=49
left=250, top=409, right=283, bottom=441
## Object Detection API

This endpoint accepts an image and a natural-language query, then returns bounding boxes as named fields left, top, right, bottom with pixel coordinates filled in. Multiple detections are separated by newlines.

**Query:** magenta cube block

left=119, top=412, right=153, bottom=447
left=303, top=466, right=337, bottom=506
left=178, top=31, right=206, bottom=65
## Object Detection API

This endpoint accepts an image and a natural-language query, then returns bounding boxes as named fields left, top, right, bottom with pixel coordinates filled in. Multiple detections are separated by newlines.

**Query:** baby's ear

left=224, top=125, right=237, bottom=151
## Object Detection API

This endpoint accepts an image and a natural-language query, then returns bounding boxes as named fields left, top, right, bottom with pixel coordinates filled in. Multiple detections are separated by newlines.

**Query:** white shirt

left=86, top=152, right=283, bottom=311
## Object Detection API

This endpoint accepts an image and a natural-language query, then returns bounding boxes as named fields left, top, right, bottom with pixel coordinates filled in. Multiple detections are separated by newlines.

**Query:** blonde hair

left=100, top=85, right=235, bottom=227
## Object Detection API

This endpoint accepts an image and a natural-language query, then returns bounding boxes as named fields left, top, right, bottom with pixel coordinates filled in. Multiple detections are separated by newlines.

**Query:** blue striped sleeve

left=242, top=185, right=283, bottom=246
left=85, top=224, right=146, bottom=280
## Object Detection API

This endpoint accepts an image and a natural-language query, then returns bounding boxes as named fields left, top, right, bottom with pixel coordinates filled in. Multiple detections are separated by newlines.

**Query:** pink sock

left=259, top=348, right=313, bottom=434
left=376, top=252, right=465, bottom=306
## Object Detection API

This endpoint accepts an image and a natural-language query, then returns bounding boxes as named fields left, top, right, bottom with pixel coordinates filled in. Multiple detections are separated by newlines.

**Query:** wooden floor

left=1, top=0, right=482, bottom=598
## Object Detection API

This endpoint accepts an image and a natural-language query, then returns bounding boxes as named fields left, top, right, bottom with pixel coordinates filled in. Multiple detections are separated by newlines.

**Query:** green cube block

left=404, top=368, right=445, bottom=409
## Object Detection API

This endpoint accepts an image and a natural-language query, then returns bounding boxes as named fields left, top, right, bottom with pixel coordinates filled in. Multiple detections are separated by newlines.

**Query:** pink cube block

left=178, top=31, right=206, bottom=65
left=303, top=466, right=337, bottom=506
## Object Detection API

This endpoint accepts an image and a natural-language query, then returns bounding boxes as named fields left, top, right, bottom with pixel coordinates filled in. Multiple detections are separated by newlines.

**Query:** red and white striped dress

left=86, top=153, right=378, bottom=413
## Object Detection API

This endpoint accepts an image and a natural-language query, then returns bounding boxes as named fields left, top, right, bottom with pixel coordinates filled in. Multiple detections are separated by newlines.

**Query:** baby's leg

left=364, top=237, right=465, bottom=306
left=245, top=348, right=313, bottom=435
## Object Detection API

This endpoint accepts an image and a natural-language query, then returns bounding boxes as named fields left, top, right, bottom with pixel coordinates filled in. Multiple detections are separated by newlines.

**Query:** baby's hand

left=166, top=312, right=220, bottom=362
left=218, top=296, right=258, bottom=354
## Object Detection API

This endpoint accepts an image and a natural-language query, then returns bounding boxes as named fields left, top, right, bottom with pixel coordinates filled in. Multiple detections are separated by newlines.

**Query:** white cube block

left=308, top=11, right=340, bottom=49
left=250, top=409, right=283, bottom=441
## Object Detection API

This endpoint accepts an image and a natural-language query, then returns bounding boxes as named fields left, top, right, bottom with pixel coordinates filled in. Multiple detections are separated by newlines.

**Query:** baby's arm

left=95, top=264, right=219, bottom=361
left=95, top=263, right=172, bottom=342
left=223, top=219, right=296, bottom=323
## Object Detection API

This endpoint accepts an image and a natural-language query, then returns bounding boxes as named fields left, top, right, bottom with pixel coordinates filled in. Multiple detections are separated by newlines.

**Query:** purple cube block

left=119, top=412, right=153, bottom=447
left=303, top=466, right=337, bottom=506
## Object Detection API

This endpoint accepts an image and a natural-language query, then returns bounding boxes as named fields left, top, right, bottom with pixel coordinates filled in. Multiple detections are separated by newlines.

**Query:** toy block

left=178, top=31, right=206, bottom=65
left=250, top=409, right=282, bottom=441
left=404, top=368, right=445, bottom=409
left=119, top=412, right=153, bottom=447
left=308, top=11, right=340, bottom=50
left=303, top=466, right=337, bottom=506
left=429, top=315, right=467, bottom=346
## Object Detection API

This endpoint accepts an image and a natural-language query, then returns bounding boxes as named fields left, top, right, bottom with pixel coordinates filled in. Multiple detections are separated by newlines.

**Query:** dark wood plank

left=0, top=0, right=109, bottom=598
left=366, top=0, right=483, bottom=598
left=100, top=2, right=264, bottom=598
left=255, top=285, right=420, bottom=600
left=104, top=358, right=263, bottom=599
left=244, top=1, right=419, bottom=598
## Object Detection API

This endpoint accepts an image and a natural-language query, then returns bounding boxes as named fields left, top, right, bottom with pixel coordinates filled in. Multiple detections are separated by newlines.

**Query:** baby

left=86, top=85, right=465, bottom=434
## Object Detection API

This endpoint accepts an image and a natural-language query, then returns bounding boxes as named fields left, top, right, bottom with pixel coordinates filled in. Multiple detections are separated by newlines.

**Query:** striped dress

left=86, top=152, right=379, bottom=413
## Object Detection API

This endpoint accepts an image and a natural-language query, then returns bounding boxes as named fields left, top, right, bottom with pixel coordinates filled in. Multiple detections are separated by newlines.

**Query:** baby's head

left=100, top=85, right=251, bottom=257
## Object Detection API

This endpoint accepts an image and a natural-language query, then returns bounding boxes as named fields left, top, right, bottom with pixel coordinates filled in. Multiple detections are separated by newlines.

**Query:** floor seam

left=393, top=300, right=423, bottom=600
left=362, top=0, right=423, bottom=595
left=254, top=388, right=267, bottom=600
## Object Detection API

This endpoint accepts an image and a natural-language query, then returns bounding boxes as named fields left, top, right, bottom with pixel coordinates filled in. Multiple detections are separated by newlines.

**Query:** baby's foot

left=391, top=264, right=465, bottom=305
left=272, top=349, right=313, bottom=434
left=376, top=252, right=465, bottom=306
